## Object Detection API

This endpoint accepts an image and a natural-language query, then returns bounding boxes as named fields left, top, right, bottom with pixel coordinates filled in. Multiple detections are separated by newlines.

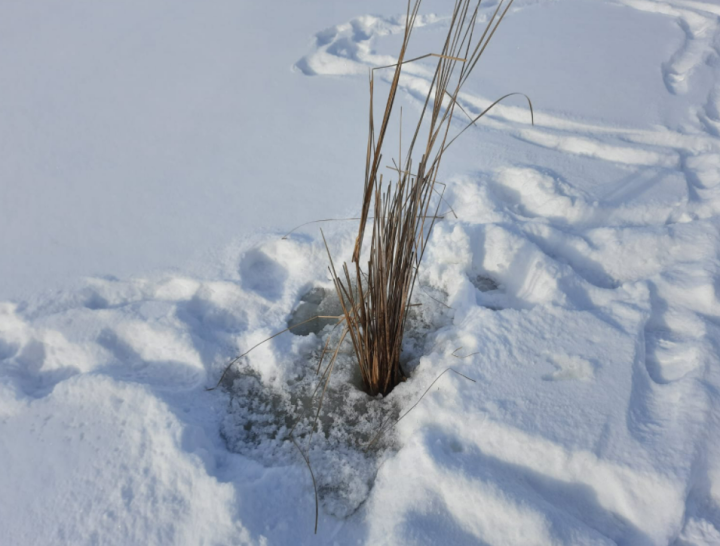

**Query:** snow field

left=3, top=0, right=720, bottom=544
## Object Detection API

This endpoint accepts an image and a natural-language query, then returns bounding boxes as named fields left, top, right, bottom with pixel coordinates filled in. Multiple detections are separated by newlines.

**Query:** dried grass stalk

left=213, top=1, right=533, bottom=532
left=326, top=0, right=530, bottom=396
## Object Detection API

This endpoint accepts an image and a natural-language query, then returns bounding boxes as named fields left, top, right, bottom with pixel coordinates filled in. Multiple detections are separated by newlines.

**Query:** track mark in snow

left=239, top=248, right=289, bottom=302
left=700, top=83, right=720, bottom=136
left=0, top=304, right=85, bottom=399
left=517, top=130, right=680, bottom=168
left=542, top=354, right=595, bottom=382
left=617, top=0, right=720, bottom=95
left=297, top=0, right=720, bottom=199
left=645, top=331, right=703, bottom=384
left=490, top=167, right=594, bottom=225
left=295, top=14, right=441, bottom=77
left=98, top=322, right=205, bottom=391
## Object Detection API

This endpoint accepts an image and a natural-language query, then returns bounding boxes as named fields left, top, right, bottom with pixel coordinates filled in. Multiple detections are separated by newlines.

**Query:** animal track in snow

left=296, top=0, right=720, bottom=208
left=617, top=0, right=720, bottom=95
left=542, top=354, right=595, bottom=382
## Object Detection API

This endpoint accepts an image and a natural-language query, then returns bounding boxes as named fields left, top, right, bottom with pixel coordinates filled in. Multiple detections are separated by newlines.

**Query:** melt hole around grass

left=220, top=283, right=453, bottom=517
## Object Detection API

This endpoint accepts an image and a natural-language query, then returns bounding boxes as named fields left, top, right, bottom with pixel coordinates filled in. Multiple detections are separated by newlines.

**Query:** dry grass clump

left=213, top=0, right=533, bottom=533
left=325, top=0, right=532, bottom=397
left=213, top=0, right=533, bottom=397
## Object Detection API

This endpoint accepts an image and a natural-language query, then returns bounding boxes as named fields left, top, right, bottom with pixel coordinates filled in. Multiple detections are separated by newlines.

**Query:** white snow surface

left=3, top=0, right=720, bottom=544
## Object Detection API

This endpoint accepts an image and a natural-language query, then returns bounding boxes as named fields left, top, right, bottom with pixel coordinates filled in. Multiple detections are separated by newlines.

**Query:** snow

left=2, top=0, right=720, bottom=544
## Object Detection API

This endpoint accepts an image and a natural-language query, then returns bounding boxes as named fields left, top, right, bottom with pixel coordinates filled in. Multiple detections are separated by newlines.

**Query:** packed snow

left=2, top=0, right=720, bottom=544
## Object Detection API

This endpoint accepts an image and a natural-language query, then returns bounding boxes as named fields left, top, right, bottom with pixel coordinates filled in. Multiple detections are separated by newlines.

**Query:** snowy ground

left=3, top=0, right=720, bottom=544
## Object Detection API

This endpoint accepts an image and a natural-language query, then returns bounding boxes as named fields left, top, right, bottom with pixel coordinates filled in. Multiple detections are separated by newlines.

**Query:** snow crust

left=3, top=0, right=720, bottom=544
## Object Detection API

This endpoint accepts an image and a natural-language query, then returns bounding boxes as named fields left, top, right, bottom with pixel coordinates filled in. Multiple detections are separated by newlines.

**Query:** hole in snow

left=472, top=274, right=500, bottom=292
left=222, top=282, right=452, bottom=516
